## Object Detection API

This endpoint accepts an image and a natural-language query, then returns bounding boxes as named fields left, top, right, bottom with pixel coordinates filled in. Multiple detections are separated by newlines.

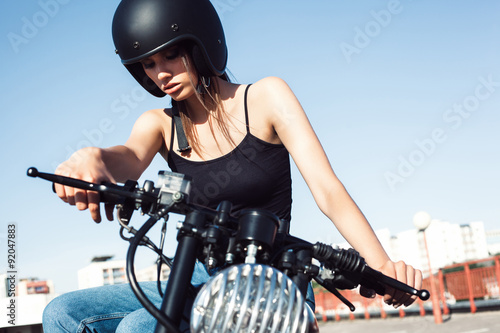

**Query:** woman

left=44, top=0, right=422, bottom=331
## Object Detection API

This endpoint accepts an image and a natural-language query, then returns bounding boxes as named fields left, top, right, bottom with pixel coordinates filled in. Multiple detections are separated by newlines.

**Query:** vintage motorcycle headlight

left=190, top=264, right=312, bottom=333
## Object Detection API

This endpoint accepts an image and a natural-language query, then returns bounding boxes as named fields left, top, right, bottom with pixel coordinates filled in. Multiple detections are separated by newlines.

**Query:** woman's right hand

left=54, top=147, right=116, bottom=223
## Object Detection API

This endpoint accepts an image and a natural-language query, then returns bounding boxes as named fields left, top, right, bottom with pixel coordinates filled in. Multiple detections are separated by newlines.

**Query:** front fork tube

left=291, top=249, right=313, bottom=300
left=155, top=211, right=205, bottom=333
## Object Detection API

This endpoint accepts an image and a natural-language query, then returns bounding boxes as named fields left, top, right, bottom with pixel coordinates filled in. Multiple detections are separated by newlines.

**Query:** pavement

left=317, top=310, right=500, bottom=333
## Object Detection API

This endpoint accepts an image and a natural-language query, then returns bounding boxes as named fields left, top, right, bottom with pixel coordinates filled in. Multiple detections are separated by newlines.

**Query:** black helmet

left=112, top=0, right=228, bottom=97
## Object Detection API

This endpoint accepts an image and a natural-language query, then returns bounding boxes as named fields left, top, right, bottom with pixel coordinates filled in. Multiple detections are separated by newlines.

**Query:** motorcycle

left=27, top=167, right=429, bottom=333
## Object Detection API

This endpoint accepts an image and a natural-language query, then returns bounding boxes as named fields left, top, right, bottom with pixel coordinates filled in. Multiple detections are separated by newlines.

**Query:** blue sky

left=1, top=1, right=499, bottom=293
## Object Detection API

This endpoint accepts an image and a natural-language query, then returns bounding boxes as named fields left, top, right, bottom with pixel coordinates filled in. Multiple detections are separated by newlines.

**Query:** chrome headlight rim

left=190, top=263, right=311, bottom=333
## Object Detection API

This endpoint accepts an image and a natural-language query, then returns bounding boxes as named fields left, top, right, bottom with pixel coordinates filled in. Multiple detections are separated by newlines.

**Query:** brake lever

left=312, top=242, right=430, bottom=301
left=339, top=265, right=430, bottom=302
left=362, top=266, right=430, bottom=301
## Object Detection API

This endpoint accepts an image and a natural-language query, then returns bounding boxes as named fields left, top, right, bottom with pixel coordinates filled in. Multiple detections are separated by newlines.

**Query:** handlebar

left=27, top=167, right=430, bottom=317
left=311, top=242, right=430, bottom=301
left=27, top=167, right=239, bottom=225
left=27, top=167, right=156, bottom=204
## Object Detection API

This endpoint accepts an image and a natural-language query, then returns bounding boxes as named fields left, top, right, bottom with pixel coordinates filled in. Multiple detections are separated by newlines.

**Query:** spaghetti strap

left=164, top=108, right=175, bottom=152
left=244, top=84, right=252, bottom=134
left=168, top=85, right=252, bottom=151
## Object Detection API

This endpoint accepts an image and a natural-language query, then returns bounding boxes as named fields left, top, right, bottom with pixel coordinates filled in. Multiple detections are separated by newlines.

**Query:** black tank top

left=166, top=85, right=292, bottom=221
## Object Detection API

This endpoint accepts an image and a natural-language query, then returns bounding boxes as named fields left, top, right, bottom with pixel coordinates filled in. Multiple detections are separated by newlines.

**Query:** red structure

left=314, top=255, right=500, bottom=322
left=441, top=255, right=500, bottom=313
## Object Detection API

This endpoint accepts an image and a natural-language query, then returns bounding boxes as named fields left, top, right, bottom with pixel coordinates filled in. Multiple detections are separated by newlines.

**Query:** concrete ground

left=317, top=309, right=499, bottom=333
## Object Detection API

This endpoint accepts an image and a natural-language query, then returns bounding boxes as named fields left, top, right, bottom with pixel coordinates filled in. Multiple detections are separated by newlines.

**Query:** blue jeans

left=43, top=262, right=315, bottom=332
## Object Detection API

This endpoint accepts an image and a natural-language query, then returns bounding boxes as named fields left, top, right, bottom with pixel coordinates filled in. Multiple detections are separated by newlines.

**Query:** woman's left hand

left=377, top=260, right=423, bottom=308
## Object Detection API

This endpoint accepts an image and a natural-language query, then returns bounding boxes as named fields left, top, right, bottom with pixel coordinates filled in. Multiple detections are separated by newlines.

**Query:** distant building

left=461, top=221, right=489, bottom=260
left=1, top=257, right=171, bottom=330
left=136, top=262, right=171, bottom=282
left=0, top=275, right=56, bottom=329
left=17, top=278, right=55, bottom=296
left=486, top=229, right=500, bottom=255
left=78, top=256, right=127, bottom=289
left=335, top=219, right=492, bottom=277
left=78, top=256, right=171, bottom=289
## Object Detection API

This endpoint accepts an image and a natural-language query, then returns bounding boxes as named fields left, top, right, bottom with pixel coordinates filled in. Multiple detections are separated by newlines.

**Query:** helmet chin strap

left=171, top=102, right=192, bottom=152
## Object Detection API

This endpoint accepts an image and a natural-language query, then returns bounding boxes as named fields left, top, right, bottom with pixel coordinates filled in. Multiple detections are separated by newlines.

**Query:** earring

left=196, top=76, right=211, bottom=94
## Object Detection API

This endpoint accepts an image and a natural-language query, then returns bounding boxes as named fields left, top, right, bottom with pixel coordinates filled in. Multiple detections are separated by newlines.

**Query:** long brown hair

left=175, top=51, right=236, bottom=158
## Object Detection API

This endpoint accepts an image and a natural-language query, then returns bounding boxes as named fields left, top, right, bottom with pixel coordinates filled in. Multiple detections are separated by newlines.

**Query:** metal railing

left=314, top=255, right=500, bottom=322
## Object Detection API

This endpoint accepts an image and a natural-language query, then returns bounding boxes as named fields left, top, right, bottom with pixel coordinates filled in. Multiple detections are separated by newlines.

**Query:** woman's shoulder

left=220, top=77, right=291, bottom=102
left=251, top=76, right=291, bottom=92
left=248, top=77, right=298, bottom=112
left=250, top=77, right=296, bottom=101
left=131, top=108, right=172, bottom=134
left=137, top=108, right=172, bottom=121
